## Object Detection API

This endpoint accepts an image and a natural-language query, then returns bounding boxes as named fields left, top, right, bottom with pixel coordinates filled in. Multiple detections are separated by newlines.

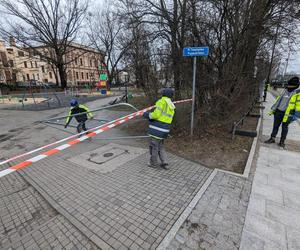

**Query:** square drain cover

left=68, top=143, right=147, bottom=173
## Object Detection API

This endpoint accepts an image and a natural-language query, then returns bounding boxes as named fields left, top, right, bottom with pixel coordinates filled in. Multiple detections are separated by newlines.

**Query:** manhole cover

left=103, top=152, right=114, bottom=157
left=68, top=143, right=148, bottom=173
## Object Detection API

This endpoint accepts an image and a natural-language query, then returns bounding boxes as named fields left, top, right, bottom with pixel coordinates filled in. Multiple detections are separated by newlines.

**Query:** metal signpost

left=183, top=47, right=209, bottom=136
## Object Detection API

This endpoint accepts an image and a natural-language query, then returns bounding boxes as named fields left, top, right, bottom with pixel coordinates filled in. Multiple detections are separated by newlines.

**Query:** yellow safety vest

left=283, top=91, right=300, bottom=122
left=149, top=97, right=175, bottom=124
left=65, top=104, right=93, bottom=125
left=148, top=97, right=175, bottom=139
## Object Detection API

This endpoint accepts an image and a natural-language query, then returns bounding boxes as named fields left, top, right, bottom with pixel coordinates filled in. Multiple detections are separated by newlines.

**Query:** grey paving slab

left=0, top=169, right=100, bottom=250
left=8, top=215, right=99, bottom=250
left=68, top=143, right=147, bottom=173
left=0, top=176, right=57, bottom=249
left=287, top=228, right=300, bottom=250
left=166, top=171, right=252, bottom=250
left=240, top=93, right=300, bottom=250
left=18, top=144, right=211, bottom=249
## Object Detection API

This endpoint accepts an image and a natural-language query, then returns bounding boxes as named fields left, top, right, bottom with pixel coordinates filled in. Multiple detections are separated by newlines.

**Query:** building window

left=49, top=72, right=52, bottom=79
left=9, top=60, right=14, bottom=67
left=30, top=61, right=33, bottom=68
left=23, top=75, right=26, bottom=82
left=26, top=74, right=30, bottom=81
left=24, top=61, right=27, bottom=68
left=90, top=60, right=92, bottom=67
left=80, top=58, right=83, bottom=66
left=41, top=66, right=45, bottom=73
left=18, top=51, right=25, bottom=57
left=75, top=58, right=78, bottom=65
left=86, top=73, right=89, bottom=79
left=35, top=61, right=37, bottom=68
left=37, top=73, right=39, bottom=80
left=76, top=72, right=79, bottom=80
left=81, top=72, right=84, bottom=79
left=33, top=74, right=35, bottom=80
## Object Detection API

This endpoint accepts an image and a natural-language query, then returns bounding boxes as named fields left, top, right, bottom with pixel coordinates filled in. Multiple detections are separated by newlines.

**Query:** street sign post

left=183, top=46, right=209, bottom=136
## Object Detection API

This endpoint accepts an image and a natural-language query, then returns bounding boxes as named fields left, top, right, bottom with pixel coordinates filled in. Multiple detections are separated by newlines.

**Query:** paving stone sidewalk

left=17, top=149, right=211, bottom=249
left=6, top=94, right=297, bottom=250
left=167, top=171, right=253, bottom=250
left=240, top=93, right=300, bottom=250
left=0, top=168, right=100, bottom=250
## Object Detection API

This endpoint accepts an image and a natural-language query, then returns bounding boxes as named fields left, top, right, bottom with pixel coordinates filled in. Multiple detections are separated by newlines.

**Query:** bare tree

left=88, top=7, right=133, bottom=88
left=0, top=0, right=89, bottom=89
left=120, top=0, right=189, bottom=98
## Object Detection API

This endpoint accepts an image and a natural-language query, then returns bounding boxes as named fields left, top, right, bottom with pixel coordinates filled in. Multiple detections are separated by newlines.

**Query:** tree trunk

left=57, top=64, right=67, bottom=89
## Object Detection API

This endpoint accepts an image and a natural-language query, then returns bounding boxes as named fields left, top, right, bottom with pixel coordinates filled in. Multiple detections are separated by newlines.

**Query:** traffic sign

left=183, top=47, right=209, bottom=57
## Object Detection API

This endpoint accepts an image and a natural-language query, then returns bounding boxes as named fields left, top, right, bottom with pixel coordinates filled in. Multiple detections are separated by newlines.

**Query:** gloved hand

left=288, top=115, right=297, bottom=123
left=268, top=110, right=274, bottom=116
left=143, top=112, right=149, bottom=119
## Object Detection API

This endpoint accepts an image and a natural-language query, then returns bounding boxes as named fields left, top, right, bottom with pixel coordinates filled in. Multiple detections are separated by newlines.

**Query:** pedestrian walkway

left=2, top=92, right=300, bottom=249
left=240, top=93, right=300, bottom=250
left=12, top=143, right=211, bottom=250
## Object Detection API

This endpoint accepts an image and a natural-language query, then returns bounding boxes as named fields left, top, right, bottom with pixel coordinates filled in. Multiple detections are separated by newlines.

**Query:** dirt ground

left=122, top=97, right=259, bottom=174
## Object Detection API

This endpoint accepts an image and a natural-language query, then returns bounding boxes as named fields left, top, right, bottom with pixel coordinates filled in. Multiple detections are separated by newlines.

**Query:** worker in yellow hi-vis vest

left=143, top=89, right=175, bottom=170
left=265, top=77, right=300, bottom=147
left=65, top=99, right=93, bottom=136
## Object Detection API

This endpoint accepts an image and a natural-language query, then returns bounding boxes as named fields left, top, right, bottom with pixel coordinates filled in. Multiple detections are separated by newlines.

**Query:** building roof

left=34, top=41, right=104, bottom=55
left=0, top=37, right=105, bottom=57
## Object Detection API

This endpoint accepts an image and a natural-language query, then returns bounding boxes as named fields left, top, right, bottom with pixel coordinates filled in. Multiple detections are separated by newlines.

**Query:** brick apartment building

left=0, top=37, right=104, bottom=88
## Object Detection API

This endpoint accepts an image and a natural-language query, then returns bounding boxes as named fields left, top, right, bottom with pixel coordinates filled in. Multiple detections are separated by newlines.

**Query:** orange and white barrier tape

left=0, top=99, right=192, bottom=178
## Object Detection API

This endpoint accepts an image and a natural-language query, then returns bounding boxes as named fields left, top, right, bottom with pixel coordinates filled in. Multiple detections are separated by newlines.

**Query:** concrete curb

left=156, top=169, right=218, bottom=250
left=217, top=107, right=262, bottom=179
left=157, top=107, right=263, bottom=249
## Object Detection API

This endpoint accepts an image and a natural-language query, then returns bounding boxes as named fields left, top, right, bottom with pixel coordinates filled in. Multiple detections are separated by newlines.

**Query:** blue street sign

left=183, top=47, right=209, bottom=57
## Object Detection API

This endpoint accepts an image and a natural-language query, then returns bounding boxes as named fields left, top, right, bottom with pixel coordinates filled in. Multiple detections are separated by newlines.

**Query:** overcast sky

left=287, top=49, right=300, bottom=74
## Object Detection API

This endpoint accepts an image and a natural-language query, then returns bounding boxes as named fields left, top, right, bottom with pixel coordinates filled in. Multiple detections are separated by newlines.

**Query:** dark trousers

left=271, top=110, right=290, bottom=141
left=77, top=121, right=87, bottom=134
left=263, top=90, right=267, bottom=102
left=149, top=138, right=167, bottom=165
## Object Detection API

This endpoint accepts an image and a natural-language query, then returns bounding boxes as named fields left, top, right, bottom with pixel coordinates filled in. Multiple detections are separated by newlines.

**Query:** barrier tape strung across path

left=0, top=103, right=137, bottom=166
left=0, top=99, right=192, bottom=179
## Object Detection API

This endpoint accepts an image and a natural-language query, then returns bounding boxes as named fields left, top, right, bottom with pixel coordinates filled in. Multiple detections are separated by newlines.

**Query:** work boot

left=278, top=139, right=285, bottom=148
left=148, top=162, right=158, bottom=168
left=264, top=137, right=275, bottom=144
left=85, top=131, right=92, bottom=141
left=160, top=163, right=169, bottom=170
